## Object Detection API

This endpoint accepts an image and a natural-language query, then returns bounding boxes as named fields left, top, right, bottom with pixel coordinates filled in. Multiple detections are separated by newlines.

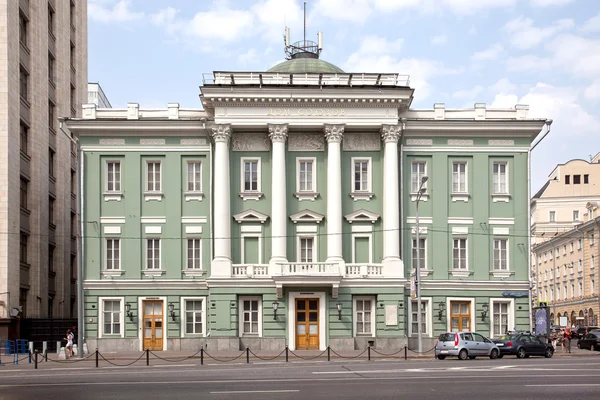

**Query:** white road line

left=211, top=390, right=300, bottom=394
left=152, top=364, right=196, bottom=368
left=526, top=384, right=600, bottom=387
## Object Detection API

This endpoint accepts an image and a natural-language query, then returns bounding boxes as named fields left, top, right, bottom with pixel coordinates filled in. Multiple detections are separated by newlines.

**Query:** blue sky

left=88, top=0, right=600, bottom=191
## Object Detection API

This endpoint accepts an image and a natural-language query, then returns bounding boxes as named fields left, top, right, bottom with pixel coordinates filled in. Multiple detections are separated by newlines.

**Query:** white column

left=325, top=124, right=344, bottom=264
left=269, top=124, right=288, bottom=265
left=381, top=125, right=403, bottom=277
left=211, top=124, right=232, bottom=277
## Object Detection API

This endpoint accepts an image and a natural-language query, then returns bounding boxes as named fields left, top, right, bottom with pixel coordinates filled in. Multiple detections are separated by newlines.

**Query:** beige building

left=0, top=0, right=87, bottom=328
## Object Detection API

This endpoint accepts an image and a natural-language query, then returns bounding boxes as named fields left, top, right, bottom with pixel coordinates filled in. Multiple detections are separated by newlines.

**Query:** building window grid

left=493, top=239, right=508, bottom=271
left=146, top=162, right=161, bottom=192
left=20, top=178, right=28, bottom=210
left=49, top=197, right=55, bottom=226
left=185, top=300, right=203, bottom=335
left=356, top=298, right=373, bottom=336
left=146, top=239, right=161, bottom=270
left=492, top=162, right=508, bottom=194
left=453, top=238, right=467, bottom=270
left=299, top=237, right=314, bottom=263
left=298, top=159, right=314, bottom=192
left=452, top=162, right=467, bottom=193
left=353, top=159, right=370, bottom=192
left=20, top=234, right=28, bottom=265
left=411, top=161, right=427, bottom=193
left=19, top=13, right=27, bottom=47
left=412, top=237, right=426, bottom=270
left=20, top=123, right=28, bottom=156
left=106, top=161, right=121, bottom=192
left=187, top=238, right=201, bottom=269
left=410, top=300, right=428, bottom=335
left=102, top=300, right=121, bottom=335
left=573, top=210, right=580, bottom=222
left=241, top=299, right=260, bottom=335
left=243, top=159, right=259, bottom=192
left=493, top=302, right=509, bottom=337
left=20, top=68, right=28, bottom=101
left=578, top=281, right=583, bottom=297
left=549, top=211, right=556, bottom=223
left=105, top=238, right=120, bottom=270
left=187, top=161, right=202, bottom=192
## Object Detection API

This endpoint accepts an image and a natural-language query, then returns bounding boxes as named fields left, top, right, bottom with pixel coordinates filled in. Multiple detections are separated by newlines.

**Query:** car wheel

left=437, top=355, right=446, bottom=360
left=516, top=348, right=526, bottom=359
left=489, top=349, right=499, bottom=359
left=497, top=354, right=504, bottom=359
left=544, top=348, right=553, bottom=358
left=458, top=349, right=468, bottom=360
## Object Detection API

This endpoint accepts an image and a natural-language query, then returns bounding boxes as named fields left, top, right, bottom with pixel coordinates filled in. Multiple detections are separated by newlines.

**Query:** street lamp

left=337, top=302, right=343, bottom=320
left=416, top=175, right=428, bottom=355
left=272, top=301, right=279, bottom=320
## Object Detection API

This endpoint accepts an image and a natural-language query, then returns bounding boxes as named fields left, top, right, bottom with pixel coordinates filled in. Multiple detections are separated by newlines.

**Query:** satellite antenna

left=283, top=2, right=322, bottom=60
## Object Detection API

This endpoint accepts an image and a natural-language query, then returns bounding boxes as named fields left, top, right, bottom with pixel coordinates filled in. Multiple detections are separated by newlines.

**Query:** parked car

left=435, top=332, right=500, bottom=360
left=492, top=333, right=554, bottom=358
left=577, top=332, right=600, bottom=351
left=574, top=327, right=600, bottom=340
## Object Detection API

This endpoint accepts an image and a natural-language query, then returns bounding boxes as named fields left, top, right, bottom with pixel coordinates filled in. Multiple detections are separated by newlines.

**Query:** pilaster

left=268, top=124, right=288, bottom=267
left=324, top=124, right=345, bottom=267
left=211, top=124, right=232, bottom=277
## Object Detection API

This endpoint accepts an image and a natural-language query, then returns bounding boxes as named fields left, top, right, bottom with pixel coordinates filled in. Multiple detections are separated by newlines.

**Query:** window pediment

left=344, top=209, right=380, bottom=224
left=289, top=209, right=325, bottom=224
left=233, top=209, right=269, bottom=224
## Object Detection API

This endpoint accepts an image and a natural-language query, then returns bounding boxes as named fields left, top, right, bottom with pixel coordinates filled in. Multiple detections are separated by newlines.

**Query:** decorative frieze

left=99, top=138, right=125, bottom=145
left=324, top=124, right=345, bottom=143
left=232, top=134, right=270, bottom=151
left=140, top=138, right=165, bottom=145
left=488, top=139, right=515, bottom=146
left=448, top=139, right=473, bottom=146
left=406, top=138, right=432, bottom=146
left=288, top=134, right=325, bottom=151
left=268, top=124, right=288, bottom=143
left=180, top=138, right=207, bottom=146
left=343, top=133, right=380, bottom=151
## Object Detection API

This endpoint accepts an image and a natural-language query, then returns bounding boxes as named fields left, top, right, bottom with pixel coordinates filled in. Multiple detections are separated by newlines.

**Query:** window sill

left=350, top=192, right=374, bottom=201
left=490, top=271, right=514, bottom=278
left=104, top=192, right=123, bottom=202
left=183, top=269, right=205, bottom=277
left=451, top=193, right=470, bottom=202
left=144, top=192, right=163, bottom=202
left=412, top=268, right=432, bottom=277
left=239, top=192, right=263, bottom=201
left=102, top=270, right=124, bottom=278
left=294, top=192, right=319, bottom=201
left=450, top=270, right=472, bottom=278
left=491, top=193, right=511, bottom=203
left=184, top=192, right=204, bottom=202
left=410, top=192, right=429, bottom=202
left=143, top=270, right=165, bottom=277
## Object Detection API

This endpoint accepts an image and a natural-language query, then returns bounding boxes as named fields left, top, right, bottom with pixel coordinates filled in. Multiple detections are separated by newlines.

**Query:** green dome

left=268, top=57, right=344, bottom=74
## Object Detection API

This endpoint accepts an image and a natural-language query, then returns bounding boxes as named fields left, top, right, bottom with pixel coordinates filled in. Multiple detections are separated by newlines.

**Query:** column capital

left=381, top=124, right=402, bottom=143
left=268, top=124, right=288, bottom=143
left=211, top=123, right=232, bottom=143
left=324, top=124, right=345, bottom=143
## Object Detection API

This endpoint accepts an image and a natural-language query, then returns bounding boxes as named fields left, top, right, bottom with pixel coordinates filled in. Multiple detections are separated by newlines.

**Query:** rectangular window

left=565, top=175, right=571, bottom=184
left=49, top=197, right=55, bottom=226
left=411, top=161, right=426, bottom=193
left=592, top=255, right=595, bottom=270
left=48, top=53, right=55, bottom=83
left=106, top=161, right=121, bottom=192
left=573, top=175, right=581, bottom=184
left=19, top=13, right=27, bottom=46
left=410, top=300, right=428, bottom=336
left=49, top=149, right=55, bottom=178
left=146, top=161, right=161, bottom=192
left=353, top=159, right=370, bottom=192
left=563, top=245, right=567, bottom=256
left=549, top=211, right=556, bottom=222
left=492, top=162, right=508, bottom=194
left=578, top=259, right=582, bottom=272
left=20, top=68, right=28, bottom=101
left=243, top=160, right=259, bottom=191
left=570, top=242, right=574, bottom=252
left=146, top=239, right=160, bottom=269
left=20, top=178, right=28, bottom=210
left=411, top=237, right=426, bottom=270
left=578, top=238, right=582, bottom=250
left=48, top=245, right=54, bottom=273
left=453, top=238, right=467, bottom=270
left=185, top=299, right=204, bottom=335
left=355, top=298, right=374, bottom=336
left=584, top=174, right=589, bottom=184
left=187, top=161, right=202, bottom=192
left=591, top=233, right=595, bottom=246
left=493, top=302, right=509, bottom=337
left=299, top=237, right=314, bottom=263
left=102, top=300, right=121, bottom=335
left=20, top=234, right=28, bottom=264
left=48, top=6, right=54, bottom=35
left=493, top=239, right=508, bottom=270
left=105, top=238, right=120, bottom=270
left=187, top=238, right=201, bottom=269
left=49, top=101, right=55, bottom=131
left=452, top=162, right=467, bottom=193
left=578, top=281, right=582, bottom=297
left=298, top=159, right=315, bottom=192
left=20, top=123, right=28, bottom=155
left=240, top=298, right=260, bottom=336
left=592, top=279, right=595, bottom=294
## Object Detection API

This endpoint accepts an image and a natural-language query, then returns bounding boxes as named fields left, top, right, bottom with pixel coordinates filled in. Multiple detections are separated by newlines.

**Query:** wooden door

left=143, top=300, right=164, bottom=351
left=296, top=298, right=319, bottom=349
left=450, top=301, right=471, bottom=332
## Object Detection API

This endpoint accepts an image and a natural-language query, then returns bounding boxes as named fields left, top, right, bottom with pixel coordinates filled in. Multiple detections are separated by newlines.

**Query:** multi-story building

left=64, top=39, right=548, bottom=352
left=88, top=82, right=112, bottom=108
left=532, top=207, right=600, bottom=327
left=0, top=0, right=87, bottom=337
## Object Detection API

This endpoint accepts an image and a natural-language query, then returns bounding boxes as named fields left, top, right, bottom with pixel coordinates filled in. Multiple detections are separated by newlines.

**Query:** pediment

left=344, top=209, right=380, bottom=224
left=289, top=209, right=325, bottom=224
left=233, top=209, right=269, bottom=224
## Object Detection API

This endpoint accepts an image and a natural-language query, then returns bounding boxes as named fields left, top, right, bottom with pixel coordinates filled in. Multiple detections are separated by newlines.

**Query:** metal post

left=285, top=345, right=288, bottom=362
left=246, top=347, right=249, bottom=364
left=200, top=348, right=203, bottom=365
left=404, top=345, right=408, bottom=360
left=95, top=349, right=99, bottom=368
left=416, top=176, right=428, bottom=355
left=146, top=349, right=149, bottom=366
left=28, top=350, right=31, bottom=364
left=34, top=351, right=38, bottom=369
left=368, top=346, right=371, bottom=361
left=327, top=346, right=330, bottom=361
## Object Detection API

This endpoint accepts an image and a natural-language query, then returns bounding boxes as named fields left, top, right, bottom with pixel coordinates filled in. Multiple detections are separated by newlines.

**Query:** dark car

left=577, top=333, right=600, bottom=351
left=492, top=333, right=554, bottom=358
left=574, top=327, right=600, bottom=340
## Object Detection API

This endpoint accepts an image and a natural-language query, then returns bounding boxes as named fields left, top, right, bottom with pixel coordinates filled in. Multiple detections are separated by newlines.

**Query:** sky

left=88, top=0, right=600, bottom=192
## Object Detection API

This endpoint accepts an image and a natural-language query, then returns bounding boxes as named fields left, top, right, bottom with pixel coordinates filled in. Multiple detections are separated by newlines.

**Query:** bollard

left=42, top=341, right=48, bottom=357
left=200, top=348, right=203, bottom=365
left=285, top=345, right=288, bottom=363
left=28, top=342, right=34, bottom=359
left=28, top=350, right=31, bottom=364
left=246, top=347, right=249, bottom=364
left=368, top=346, right=371, bottom=361
left=56, top=341, right=61, bottom=355
left=404, top=345, right=407, bottom=360
left=95, top=349, right=99, bottom=368
left=327, top=346, right=330, bottom=362
left=44, top=350, right=48, bottom=362
left=146, top=349, right=149, bottom=366
left=34, top=351, right=38, bottom=369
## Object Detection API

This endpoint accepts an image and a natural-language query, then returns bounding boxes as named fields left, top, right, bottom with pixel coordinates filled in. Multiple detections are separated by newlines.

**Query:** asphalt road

left=2, top=355, right=600, bottom=400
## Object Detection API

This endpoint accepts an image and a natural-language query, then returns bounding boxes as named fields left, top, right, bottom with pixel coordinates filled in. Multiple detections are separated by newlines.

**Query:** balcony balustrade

left=231, top=262, right=385, bottom=278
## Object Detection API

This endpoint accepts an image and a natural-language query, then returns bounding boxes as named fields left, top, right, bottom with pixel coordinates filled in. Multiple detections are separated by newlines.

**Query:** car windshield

left=496, top=334, right=518, bottom=341
left=439, top=333, right=455, bottom=342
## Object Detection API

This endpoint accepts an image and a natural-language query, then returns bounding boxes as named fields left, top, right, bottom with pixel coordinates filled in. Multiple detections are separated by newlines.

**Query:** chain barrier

left=370, top=347, right=405, bottom=357
left=248, top=348, right=286, bottom=361
left=98, top=351, right=146, bottom=367
left=288, top=348, right=328, bottom=360
left=406, top=345, right=436, bottom=354
left=329, top=347, right=368, bottom=359
left=203, top=350, right=246, bottom=363
left=45, top=351, right=97, bottom=364
left=149, top=348, right=202, bottom=363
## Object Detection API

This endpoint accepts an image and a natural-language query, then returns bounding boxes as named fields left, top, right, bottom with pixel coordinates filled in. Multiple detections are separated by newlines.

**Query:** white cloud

left=314, top=0, right=372, bottom=22
left=353, top=35, right=404, bottom=55
left=505, top=54, right=551, bottom=72
left=88, top=0, right=145, bottom=23
left=584, top=80, right=600, bottom=101
left=238, top=48, right=259, bottom=66
left=503, top=16, right=574, bottom=49
left=471, top=43, right=503, bottom=61
left=452, top=85, right=485, bottom=100
left=431, top=34, right=448, bottom=45
left=489, top=78, right=518, bottom=94
left=550, top=35, right=600, bottom=79
left=251, top=0, right=304, bottom=43
left=529, top=0, right=575, bottom=6
left=581, top=13, right=600, bottom=33
left=439, top=0, right=517, bottom=15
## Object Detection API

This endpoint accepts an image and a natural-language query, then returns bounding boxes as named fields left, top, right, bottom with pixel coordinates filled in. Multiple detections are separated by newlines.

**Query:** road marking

left=211, top=390, right=300, bottom=394
left=526, top=384, right=600, bottom=387
left=152, top=364, right=196, bottom=368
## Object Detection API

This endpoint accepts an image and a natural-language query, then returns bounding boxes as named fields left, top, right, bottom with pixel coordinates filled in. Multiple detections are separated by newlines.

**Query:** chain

left=203, top=350, right=246, bottom=363
left=248, top=348, right=286, bottom=361
left=329, top=348, right=368, bottom=359
left=149, top=349, right=202, bottom=362
left=288, top=349, right=328, bottom=360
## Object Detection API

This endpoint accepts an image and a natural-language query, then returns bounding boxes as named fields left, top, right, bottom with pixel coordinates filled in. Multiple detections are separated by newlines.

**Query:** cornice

left=404, top=119, right=545, bottom=137
left=66, top=119, right=206, bottom=136
left=83, top=279, right=209, bottom=290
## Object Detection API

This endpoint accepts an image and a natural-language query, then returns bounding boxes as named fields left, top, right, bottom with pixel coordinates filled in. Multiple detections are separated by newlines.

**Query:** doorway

left=450, top=301, right=471, bottom=332
left=142, top=300, right=164, bottom=351
left=295, top=298, right=319, bottom=350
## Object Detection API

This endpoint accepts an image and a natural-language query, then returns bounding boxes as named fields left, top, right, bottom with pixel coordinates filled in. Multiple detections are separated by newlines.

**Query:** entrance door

left=143, top=300, right=164, bottom=351
left=450, top=301, right=471, bottom=332
left=296, top=298, right=319, bottom=350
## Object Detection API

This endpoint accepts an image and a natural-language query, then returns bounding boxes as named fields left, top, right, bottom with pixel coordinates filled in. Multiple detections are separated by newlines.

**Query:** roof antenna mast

left=304, top=1, right=307, bottom=46
left=283, top=2, right=322, bottom=60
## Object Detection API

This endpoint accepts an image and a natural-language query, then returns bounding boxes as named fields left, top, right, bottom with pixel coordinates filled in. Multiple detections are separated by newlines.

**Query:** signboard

left=534, top=307, right=550, bottom=336
left=538, top=301, right=548, bottom=307
left=410, top=275, right=416, bottom=298
left=559, top=316, right=568, bottom=327
left=385, top=305, right=398, bottom=326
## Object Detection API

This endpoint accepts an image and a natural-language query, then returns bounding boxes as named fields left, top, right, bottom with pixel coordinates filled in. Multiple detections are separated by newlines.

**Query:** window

left=573, top=210, right=580, bottom=221
left=592, top=255, right=595, bottom=270
left=570, top=283, right=575, bottom=298
left=492, top=162, right=508, bottom=194
left=564, top=284, right=567, bottom=299
left=452, top=162, right=467, bottom=193
left=48, top=101, right=55, bottom=131
left=411, top=161, right=426, bottom=193
left=240, top=297, right=261, bottom=336
left=19, top=68, right=28, bottom=101
left=184, top=299, right=204, bottom=335
left=71, top=171, right=76, bottom=195
left=591, top=233, right=595, bottom=246
left=20, top=233, right=28, bottom=265
left=355, top=297, right=375, bottom=336
left=49, top=197, right=55, bottom=226
left=70, top=85, right=76, bottom=116
left=102, top=299, right=121, bottom=335
left=299, top=237, right=314, bottom=263
left=569, top=262, right=574, bottom=274
left=146, top=161, right=161, bottom=192
left=70, top=43, right=75, bottom=69
left=412, top=237, right=426, bottom=270
left=570, top=242, right=574, bottom=253
left=243, top=159, right=259, bottom=191
left=549, top=250, right=553, bottom=260
left=410, top=299, right=429, bottom=336
left=578, top=259, right=582, bottom=272
left=565, top=175, right=570, bottom=184
left=48, top=5, right=54, bottom=35
left=353, top=159, right=370, bottom=192
left=20, top=123, right=28, bottom=155
left=106, top=161, right=121, bottom=192
left=187, top=238, right=201, bottom=269
left=19, top=13, right=27, bottom=46
left=186, top=161, right=202, bottom=192
left=453, top=238, right=467, bottom=270
left=146, top=239, right=161, bottom=269
left=578, top=238, right=582, bottom=250
left=592, top=279, right=595, bottom=294
left=298, top=159, right=315, bottom=192
left=563, top=245, right=567, bottom=256
left=48, top=53, right=55, bottom=83
left=20, top=178, right=28, bottom=210
left=573, top=175, right=581, bottom=184
left=493, top=239, right=508, bottom=270
left=584, top=174, right=589, bottom=184
left=578, top=281, right=583, bottom=297
left=492, top=302, right=510, bottom=337
left=48, top=245, right=55, bottom=273
left=105, top=239, right=120, bottom=270
left=549, top=211, right=556, bottom=222
left=49, top=149, right=55, bottom=178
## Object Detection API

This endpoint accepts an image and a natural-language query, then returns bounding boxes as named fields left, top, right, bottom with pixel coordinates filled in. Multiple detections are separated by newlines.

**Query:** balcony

left=232, top=264, right=269, bottom=278
left=345, top=264, right=383, bottom=277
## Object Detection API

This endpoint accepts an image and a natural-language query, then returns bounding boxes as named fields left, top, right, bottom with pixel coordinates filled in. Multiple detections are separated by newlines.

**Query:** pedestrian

left=64, top=329, right=74, bottom=359
left=565, top=327, right=572, bottom=353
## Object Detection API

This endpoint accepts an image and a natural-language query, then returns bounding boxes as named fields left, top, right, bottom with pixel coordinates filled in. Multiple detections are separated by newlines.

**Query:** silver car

left=435, top=331, right=500, bottom=360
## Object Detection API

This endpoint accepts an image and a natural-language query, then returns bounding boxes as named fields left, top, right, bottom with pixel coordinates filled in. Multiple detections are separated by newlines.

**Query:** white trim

left=408, top=297, right=433, bottom=337
left=296, top=225, right=318, bottom=233
left=492, top=160, right=509, bottom=196
left=98, top=297, right=125, bottom=339
left=185, top=237, right=203, bottom=270
left=295, top=157, right=318, bottom=201
left=492, top=237, right=509, bottom=273
left=452, top=237, right=468, bottom=271
left=145, top=226, right=162, bottom=234
left=410, top=160, right=428, bottom=201
left=403, top=146, right=530, bottom=153
left=180, top=297, right=207, bottom=337
left=288, top=292, right=326, bottom=351
left=138, top=296, right=168, bottom=351
left=181, top=217, right=208, bottom=224
left=344, top=209, right=380, bottom=224
left=233, top=209, right=269, bottom=224
left=241, top=233, right=262, bottom=264
left=141, top=217, right=166, bottom=224
left=352, top=233, right=373, bottom=264
left=238, top=296, right=263, bottom=338
left=289, top=209, right=325, bottom=224
left=353, top=296, right=376, bottom=337
left=451, top=194, right=470, bottom=202
left=351, top=225, right=373, bottom=233
left=145, top=160, right=163, bottom=197
left=451, top=161, right=468, bottom=197
left=350, top=157, right=373, bottom=201
left=240, top=157, right=263, bottom=200
left=104, top=159, right=122, bottom=202
left=488, top=218, right=515, bottom=225
left=448, top=218, right=473, bottom=225
left=146, top=238, right=161, bottom=270
left=297, top=235, right=317, bottom=263
left=240, top=225, right=262, bottom=233
left=185, top=160, right=203, bottom=192
left=185, top=226, right=203, bottom=234
left=492, top=227, right=509, bottom=235
left=103, top=226, right=121, bottom=235
left=446, top=297, right=475, bottom=332
left=489, top=298, right=515, bottom=338
left=82, top=146, right=211, bottom=152
left=104, top=237, right=121, bottom=271
left=100, top=217, right=126, bottom=224
left=411, top=235, right=427, bottom=271
left=406, top=217, right=433, bottom=224
left=452, top=227, right=468, bottom=235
